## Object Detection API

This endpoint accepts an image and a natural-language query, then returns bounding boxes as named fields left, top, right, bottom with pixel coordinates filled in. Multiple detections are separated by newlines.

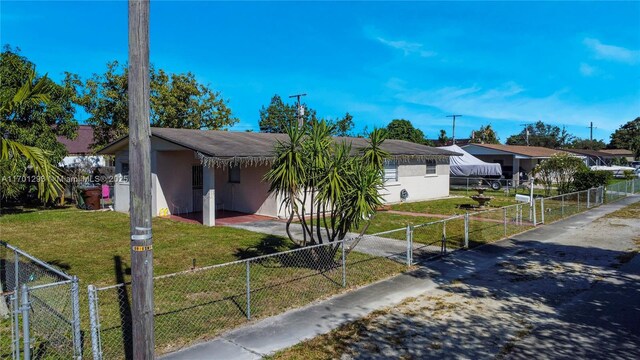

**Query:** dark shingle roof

left=57, top=125, right=95, bottom=155
left=463, top=143, right=572, bottom=158
left=99, top=127, right=461, bottom=166
left=562, top=148, right=618, bottom=158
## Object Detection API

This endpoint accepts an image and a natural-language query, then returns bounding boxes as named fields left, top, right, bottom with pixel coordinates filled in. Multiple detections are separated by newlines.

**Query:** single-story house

left=57, top=125, right=110, bottom=168
left=600, top=149, right=636, bottom=162
left=462, top=144, right=583, bottom=186
left=561, top=148, right=618, bottom=167
left=98, top=127, right=461, bottom=226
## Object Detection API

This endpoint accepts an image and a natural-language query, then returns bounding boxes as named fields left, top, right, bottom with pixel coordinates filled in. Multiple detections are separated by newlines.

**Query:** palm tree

left=264, top=121, right=388, bottom=248
left=1, top=68, right=62, bottom=203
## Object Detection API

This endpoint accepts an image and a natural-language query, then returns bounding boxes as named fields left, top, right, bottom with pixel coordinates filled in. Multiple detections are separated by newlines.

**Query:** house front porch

left=167, top=210, right=274, bottom=226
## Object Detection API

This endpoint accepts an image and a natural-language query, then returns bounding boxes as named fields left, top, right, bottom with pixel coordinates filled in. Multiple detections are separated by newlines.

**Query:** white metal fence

left=0, top=242, right=82, bottom=360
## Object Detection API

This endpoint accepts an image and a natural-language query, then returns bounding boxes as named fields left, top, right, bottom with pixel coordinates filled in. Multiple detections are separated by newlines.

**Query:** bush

left=573, top=170, right=611, bottom=191
left=534, top=153, right=588, bottom=195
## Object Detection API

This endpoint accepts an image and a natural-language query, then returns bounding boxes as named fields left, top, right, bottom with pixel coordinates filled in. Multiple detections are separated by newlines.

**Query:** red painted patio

left=166, top=211, right=274, bottom=226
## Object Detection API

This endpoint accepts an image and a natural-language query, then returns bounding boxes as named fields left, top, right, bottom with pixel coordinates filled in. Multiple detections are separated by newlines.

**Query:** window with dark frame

left=426, top=159, right=437, bottom=175
left=383, top=161, right=398, bottom=182
left=120, top=162, right=129, bottom=182
left=229, top=165, right=241, bottom=183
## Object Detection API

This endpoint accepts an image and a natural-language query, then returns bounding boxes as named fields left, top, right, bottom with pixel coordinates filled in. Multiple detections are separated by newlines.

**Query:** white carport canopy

left=439, top=144, right=503, bottom=177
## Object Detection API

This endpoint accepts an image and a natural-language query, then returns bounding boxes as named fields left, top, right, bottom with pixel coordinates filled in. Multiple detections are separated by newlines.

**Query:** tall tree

left=75, top=61, right=237, bottom=149
left=386, top=119, right=426, bottom=144
left=609, top=117, right=640, bottom=157
left=330, top=112, right=355, bottom=137
left=1, top=62, right=63, bottom=203
left=1, top=46, right=78, bottom=163
left=569, top=138, right=606, bottom=150
left=437, top=129, right=449, bottom=145
left=470, top=124, right=499, bottom=144
left=258, top=94, right=317, bottom=133
left=506, top=121, right=574, bottom=148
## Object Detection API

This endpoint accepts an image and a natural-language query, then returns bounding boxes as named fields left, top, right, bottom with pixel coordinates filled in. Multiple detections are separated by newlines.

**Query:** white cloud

left=583, top=38, right=640, bottom=64
left=376, top=37, right=436, bottom=58
left=391, top=82, right=638, bottom=131
left=579, top=63, right=596, bottom=76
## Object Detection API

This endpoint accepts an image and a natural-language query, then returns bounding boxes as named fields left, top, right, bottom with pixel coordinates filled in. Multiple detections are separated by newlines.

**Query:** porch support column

left=512, top=156, right=520, bottom=187
left=203, top=165, right=216, bottom=226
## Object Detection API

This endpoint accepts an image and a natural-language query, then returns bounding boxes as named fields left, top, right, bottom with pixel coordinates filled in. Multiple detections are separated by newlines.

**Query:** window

left=384, top=161, right=398, bottom=182
left=119, top=162, right=129, bottom=182
left=426, top=159, right=437, bottom=175
left=229, top=166, right=241, bottom=183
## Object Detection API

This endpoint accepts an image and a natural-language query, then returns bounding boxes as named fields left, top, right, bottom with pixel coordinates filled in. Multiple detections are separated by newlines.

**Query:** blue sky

left=2, top=1, right=639, bottom=143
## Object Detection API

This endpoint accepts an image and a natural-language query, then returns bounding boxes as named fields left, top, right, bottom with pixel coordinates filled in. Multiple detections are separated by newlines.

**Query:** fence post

left=341, top=241, right=346, bottom=287
left=88, top=285, right=102, bottom=360
left=70, top=276, right=82, bottom=359
left=21, top=284, right=30, bottom=360
left=561, top=194, right=565, bottom=217
left=11, top=293, right=20, bottom=360
left=441, top=221, right=447, bottom=254
left=464, top=213, right=469, bottom=249
left=405, top=225, right=412, bottom=266
left=577, top=192, right=581, bottom=211
left=503, top=207, right=507, bottom=237
left=246, top=260, right=251, bottom=320
left=587, top=189, right=591, bottom=209
left=541, top=198, right=545, bottom=224
left=625, top=180, right=628, bottom=195
left=14, top=249, right=19, bottom=293
left=532, top=198, right=537, bottom=226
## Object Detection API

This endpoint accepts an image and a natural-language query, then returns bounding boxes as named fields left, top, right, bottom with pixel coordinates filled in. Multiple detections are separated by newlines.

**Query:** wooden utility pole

left=128, top=1, right=154, bottom=358
left=289, top=93, right=307, bottom=128
left=446, top=114, right=462, bottom=145
left=587, top=121, right=596, bottom=141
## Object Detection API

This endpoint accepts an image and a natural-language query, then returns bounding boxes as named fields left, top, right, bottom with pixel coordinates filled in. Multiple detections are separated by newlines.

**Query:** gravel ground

left=335, top=212, right=640, bottom=359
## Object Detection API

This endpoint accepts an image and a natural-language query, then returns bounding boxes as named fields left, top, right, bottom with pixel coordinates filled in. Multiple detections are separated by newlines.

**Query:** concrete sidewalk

left=163, top=196, right=640, bottom=360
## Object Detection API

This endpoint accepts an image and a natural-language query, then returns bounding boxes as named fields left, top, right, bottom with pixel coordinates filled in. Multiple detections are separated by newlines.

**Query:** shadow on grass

left=113, top=256, right=132, bottom=360
left=234, top=235, right=294, bottom=259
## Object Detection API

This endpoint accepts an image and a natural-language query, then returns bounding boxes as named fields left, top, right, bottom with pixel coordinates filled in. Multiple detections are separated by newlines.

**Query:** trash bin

left=81, top=187, right=102, bottom=210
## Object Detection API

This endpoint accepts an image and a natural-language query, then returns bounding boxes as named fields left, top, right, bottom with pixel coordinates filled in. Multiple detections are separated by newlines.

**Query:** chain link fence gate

left=0, top=242, right=82, bottom=360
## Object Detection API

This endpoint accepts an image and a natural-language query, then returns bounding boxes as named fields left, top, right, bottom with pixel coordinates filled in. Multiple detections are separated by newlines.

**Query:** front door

left=192, top=165, right=203, bottom=212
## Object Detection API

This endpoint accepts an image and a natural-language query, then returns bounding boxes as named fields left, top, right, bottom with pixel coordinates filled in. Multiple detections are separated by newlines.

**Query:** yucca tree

left=265, top=121, right=388, bottom=249
left=1, top=68, right=63, bottom=203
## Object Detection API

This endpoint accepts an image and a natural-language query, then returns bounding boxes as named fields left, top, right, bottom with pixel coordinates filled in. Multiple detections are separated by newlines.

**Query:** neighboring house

left=562, top=148, right=618, bottom=167
left=462, top=144, right=583, bottom=186
left=98, top=127, right=461, bottom=226
left=600, top=149, right=636, bottom=162
left=57, top=125, right=108, bottom=168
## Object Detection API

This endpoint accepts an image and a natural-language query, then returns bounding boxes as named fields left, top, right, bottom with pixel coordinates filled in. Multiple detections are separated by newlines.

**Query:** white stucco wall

left=155, top=150, right=201, bottom=215
left=381, top=160, right=450, bottom=204
left=215, top=164, right=279, bottom=217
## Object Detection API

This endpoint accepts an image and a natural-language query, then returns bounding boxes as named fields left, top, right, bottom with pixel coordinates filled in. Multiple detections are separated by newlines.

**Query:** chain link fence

left=87, top=235, right=407, bottom=359
left=0, top=242, right=82, bottom=360
left=79, top=180, right=638, bottom=359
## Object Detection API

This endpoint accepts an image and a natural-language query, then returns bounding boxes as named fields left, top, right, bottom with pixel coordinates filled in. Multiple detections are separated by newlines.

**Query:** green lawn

left=361, top=212, right=441, bottom=235
left=391, top=195, right=519, bottom=216
left=0, top=207, right=297, bottom=286
left=0, top=207, right=406, bottom=358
